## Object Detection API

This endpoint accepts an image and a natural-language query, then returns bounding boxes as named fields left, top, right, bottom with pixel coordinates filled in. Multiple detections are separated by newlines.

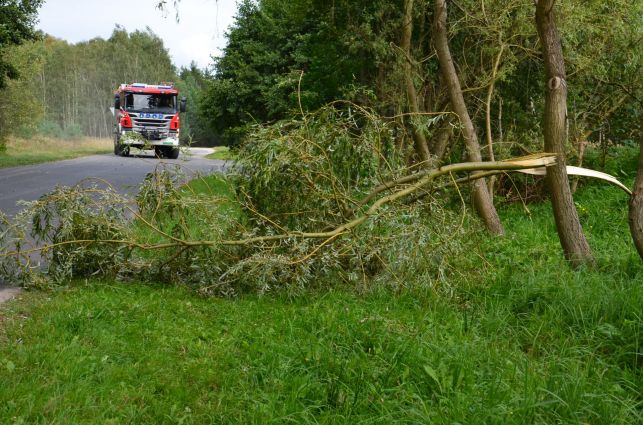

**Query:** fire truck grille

left=130, top=113, right=173, bottom=133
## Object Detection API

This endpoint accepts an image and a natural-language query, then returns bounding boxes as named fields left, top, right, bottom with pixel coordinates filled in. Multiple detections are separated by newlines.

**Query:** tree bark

left=629, top=115, right=643, bottom=260
left=429, top=118, right=452, bottom=160
left=433, top=0, right=504, bottom=235
left=535, top=0, right=594, bottom=267
left=402, top=0, right=431, bottom=164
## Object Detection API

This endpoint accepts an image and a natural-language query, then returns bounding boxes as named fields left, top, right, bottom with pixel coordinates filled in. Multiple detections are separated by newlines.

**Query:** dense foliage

left=176, top=63, right=218, bottom=145
left=202, top=0, right=641, bottom=158
left=0, top=40, right=44, bottom=144
left=200, top=0, right=399, bottom=145
left=0, top=0, right=42, bottom=89
left=0, top=0, right=42, bottom=149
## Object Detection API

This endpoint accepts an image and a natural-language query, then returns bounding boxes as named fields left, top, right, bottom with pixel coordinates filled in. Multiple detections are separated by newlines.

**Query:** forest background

left=1, top=0, right=640, bottom=156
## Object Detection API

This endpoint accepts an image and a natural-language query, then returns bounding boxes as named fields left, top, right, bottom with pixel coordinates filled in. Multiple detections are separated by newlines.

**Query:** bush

left=35, top=120, right=64, bottom=138
left=15, top=120, right=86, bottom=140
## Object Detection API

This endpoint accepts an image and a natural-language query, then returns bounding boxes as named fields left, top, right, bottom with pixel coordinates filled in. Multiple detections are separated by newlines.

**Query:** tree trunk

left=429, top=118, right=452, bottom=160
left=402, top=0, right=431, bottom=164
left=535, top=0, right=594, bottom=267
left=433, top=0, right=504, bottom=235
left=485, top=43, right=504, bottom=196
left=629, top=115, right=643, bottom=260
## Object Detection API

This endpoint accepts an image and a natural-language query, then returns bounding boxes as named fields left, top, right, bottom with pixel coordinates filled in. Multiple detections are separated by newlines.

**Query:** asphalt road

left=0, top=148, right=227, bottom=217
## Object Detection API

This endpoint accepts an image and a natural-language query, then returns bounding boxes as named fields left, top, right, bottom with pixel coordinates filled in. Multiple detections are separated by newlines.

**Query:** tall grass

left=205, top=146, right=235, bottom=161
left=0, top=136, right=111, bottom=168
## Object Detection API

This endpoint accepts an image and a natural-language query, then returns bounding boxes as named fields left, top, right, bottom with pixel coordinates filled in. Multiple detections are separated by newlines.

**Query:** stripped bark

left=535, top=0, right=594, bottom=267
left=433, top=0, right=504, bottom=235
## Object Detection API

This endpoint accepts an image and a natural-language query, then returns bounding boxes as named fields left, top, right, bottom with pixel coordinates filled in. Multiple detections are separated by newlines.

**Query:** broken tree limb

left=518, top=166, right=632, bottom=195
left=1, top=155, right=558, bottom=261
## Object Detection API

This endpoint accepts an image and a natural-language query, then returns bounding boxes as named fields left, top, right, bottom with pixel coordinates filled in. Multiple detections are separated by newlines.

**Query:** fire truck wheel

left=166, top=147, right=180, bottom=159
left=120, top=146, right=130, bottom=157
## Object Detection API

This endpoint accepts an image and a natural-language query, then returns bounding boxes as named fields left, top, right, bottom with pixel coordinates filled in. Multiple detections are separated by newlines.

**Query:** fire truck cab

left=113, top=83, right=186, bottom=159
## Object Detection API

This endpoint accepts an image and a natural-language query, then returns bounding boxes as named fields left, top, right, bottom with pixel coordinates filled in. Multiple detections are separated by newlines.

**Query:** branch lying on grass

left=0, top=154, right=558, bottom=261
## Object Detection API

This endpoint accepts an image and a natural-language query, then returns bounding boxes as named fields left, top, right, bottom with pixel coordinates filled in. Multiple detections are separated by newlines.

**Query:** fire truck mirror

left=180, top=97, right=187, bottom=113
left=114, top=94, right=120, bottom=109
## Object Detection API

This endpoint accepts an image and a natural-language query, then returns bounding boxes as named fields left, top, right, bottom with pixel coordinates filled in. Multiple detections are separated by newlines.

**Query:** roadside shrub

left=62, top=123, right=83, bottom=140
left=16, top=120, right=85, bottom=140
left=35, top=120, right=64, bottom=138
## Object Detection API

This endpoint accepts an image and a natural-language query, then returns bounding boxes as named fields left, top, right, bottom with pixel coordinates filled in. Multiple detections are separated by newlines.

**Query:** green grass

left=0, top=136, right=112, bottom=168
left=205, top=146, right=235, bottom=161
left=1, top=268, right=640, bottom=423
left=0, top=147, right=641, bottom=423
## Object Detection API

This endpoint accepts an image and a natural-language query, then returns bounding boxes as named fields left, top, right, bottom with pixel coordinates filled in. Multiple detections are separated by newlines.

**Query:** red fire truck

left=113, top=83, right=186, bottom=159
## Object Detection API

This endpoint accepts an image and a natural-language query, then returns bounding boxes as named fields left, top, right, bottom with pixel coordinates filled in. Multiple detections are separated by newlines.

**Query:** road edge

left=0, top=285, right=22, bottom=305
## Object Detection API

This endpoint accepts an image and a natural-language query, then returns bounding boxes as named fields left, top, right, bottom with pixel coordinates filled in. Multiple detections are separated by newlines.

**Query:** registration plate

left=141, top=113, right=163, bottom=119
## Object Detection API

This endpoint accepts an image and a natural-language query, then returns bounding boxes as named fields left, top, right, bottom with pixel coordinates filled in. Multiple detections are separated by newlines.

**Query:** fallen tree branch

left=1, top=155, right=558, bottom=261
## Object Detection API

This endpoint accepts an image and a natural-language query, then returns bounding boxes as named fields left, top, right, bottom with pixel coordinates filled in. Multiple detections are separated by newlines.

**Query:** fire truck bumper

left=120, top=130, right=180, bottom=148
left=148, top=137, right=180, bottom=147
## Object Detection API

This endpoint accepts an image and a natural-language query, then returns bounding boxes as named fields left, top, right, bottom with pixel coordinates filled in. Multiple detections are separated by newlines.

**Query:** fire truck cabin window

left=125, top=93, right=177, bottom=113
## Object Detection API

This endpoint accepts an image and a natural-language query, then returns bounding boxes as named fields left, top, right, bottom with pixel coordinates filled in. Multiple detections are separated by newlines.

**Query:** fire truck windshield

left=125, top=93, right=176, bottom=113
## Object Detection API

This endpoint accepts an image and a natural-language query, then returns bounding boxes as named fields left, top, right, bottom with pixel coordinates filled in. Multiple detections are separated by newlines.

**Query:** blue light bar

left=131, top=83, right=146, bottom=88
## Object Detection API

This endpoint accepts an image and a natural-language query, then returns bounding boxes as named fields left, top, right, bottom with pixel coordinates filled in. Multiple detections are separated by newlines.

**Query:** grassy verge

left=0, top=149, right=640, bottom=423
left=0, top=136, right=112, bottom=168
left=205, top=146, right=234, bottom=161
left=0, top=263, right=639, bottom=423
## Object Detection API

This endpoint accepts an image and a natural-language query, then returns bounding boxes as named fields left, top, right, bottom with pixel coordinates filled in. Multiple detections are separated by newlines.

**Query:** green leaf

left=423, top=365, right=442, bottom=393
left=5, top=360, right=16, bottom=372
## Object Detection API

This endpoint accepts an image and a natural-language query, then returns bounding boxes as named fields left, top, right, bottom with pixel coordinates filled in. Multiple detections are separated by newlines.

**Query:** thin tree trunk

left=430, top=118, right=452, bottom=160
left=485, top=43, right=504, bottom=195
left=485, top=44, right=504, bottom=163
left=498, top=97, right=503, bottom=146
left=629, top=115, right=643, bottom=260
left=535, top=0, right=594, bottom=267
left=402, top=0, right=431, bottom=164
left=433, top=0, right=504, bottom=235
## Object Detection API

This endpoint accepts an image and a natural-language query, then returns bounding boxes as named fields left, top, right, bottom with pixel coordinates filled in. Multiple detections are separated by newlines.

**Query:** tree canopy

left=0, top=0, right=42, bottom=89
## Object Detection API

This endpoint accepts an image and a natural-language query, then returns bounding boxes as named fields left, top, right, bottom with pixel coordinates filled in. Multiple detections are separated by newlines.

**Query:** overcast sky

left=37, top=0, right=239, bottom=70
